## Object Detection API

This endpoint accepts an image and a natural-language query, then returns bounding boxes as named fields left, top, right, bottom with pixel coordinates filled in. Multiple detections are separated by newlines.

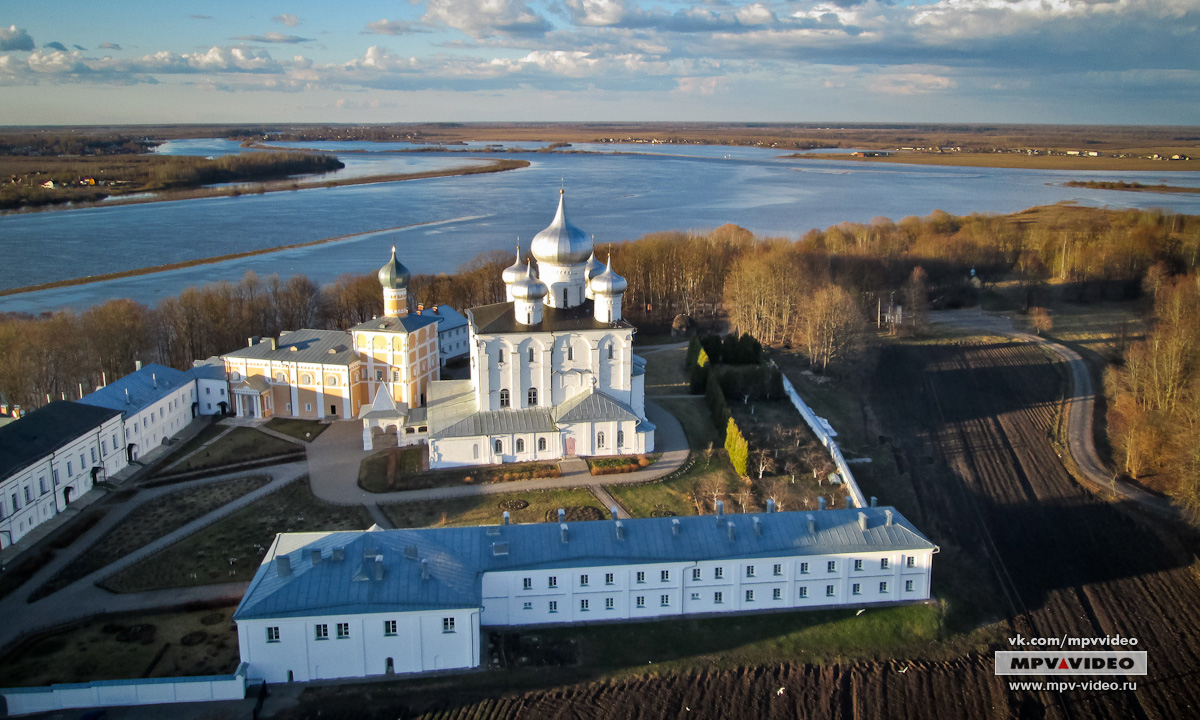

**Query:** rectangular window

left=315, top=624, right=328, bottom=640
left=852, top=583, right=862, bottom=595
left=305, top=403, right=312, bottom=412
left=605, top=572, right=614, bottom=585
left=773, top=563, right=782, bottom=576
left=714, top=567, right=723, bottom=579
left=905, top=580, right=914, bottom=592
left=907, top=556, right=916, bottom=568
left=854, top=559, right=863, bottom=571
left=39, top=478, right=47, bottom=495
left=879, top=581, right=889, bottom=594
left=523, top=577, right=532, bottom=590
left=773, top=588, right=782, bottom=600
left=376, top=370, right=384, bottom=381
left=660, top=570, right=669, bottom=582
left=523, top=601, right=532, bottom=610
left=548, top=576, right=557, bottom=588
left=90, top=448, right=97, bottom=463
left=24, top=487, right=31, bottom=503
left=690, top=592, right=700, bottom=601
left=266, top=627, right=280, bottom=643
left=384, top=620, right=397, bottom=636
left=112, top=433, right=118, bottom=447
left=827, top=561, right=836, bottom=573
left=549, top=601, right=558, bottom=613
left=606, top=597, right=614, bottom=610
left=580, top=599, right=589, bottom=611
left=714, top=591, right=723, bottom=604
left=692, top=568, right=701, bottom=581
left=799, top=586, right=808, bottom=599
left=392, top=371, right=399, bottom=382
left=636, top=596, right=645, bottom=608
left=746, top=565, right=755, bottom=578
left=660, top=594, right=670, bottom=607
left=337, top=623, right=350, bottom=639
left=443, top=617, right=456, bottom=633
left=636, top=571, right=645, bottom=583
left=881, top=558, right=890, bottom=570
left=102, top=439, right=107, bottom=455
left=826, top=584, right=835, bottom=597
left=67, top=461, right=73, bottom=477
left=580, top=574, right=589, bottom=587
left=800, top=562, right=809, bottom=574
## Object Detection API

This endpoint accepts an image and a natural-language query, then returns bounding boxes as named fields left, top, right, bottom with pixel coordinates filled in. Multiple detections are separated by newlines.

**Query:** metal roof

left=554, top=389, right=639, bottom=424
left=470, top=300, right=633, bottom=336
left=223, top=329, right=357, bottom=366
left=77, top=364, right=192, bottom=416
left=0, top=401, right=121, bottom=479
left=350, top=313, right=440, bottom=334
left=234, top=507, right=935, bottom=620
left=424, top=305, right=468, bottom=332
left=530, top=190, right=592, bottom=266
left=435, top=407, right=557, bottom=439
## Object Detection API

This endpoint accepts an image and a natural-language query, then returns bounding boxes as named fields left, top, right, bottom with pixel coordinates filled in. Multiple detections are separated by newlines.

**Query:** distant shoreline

left=785, top=152, right=1199, bottom=172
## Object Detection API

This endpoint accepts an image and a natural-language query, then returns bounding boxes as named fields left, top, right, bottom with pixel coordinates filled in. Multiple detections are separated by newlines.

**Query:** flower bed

left=587, top=453, right=661, bottom=476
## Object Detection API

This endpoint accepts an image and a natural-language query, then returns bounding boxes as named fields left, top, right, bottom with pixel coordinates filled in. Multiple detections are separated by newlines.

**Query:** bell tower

left=378, top=246, right=411, bottom=318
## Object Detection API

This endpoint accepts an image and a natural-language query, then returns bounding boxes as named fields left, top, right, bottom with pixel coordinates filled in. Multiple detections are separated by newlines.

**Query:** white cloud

left=423, top=0, right=552, bottom=38
left=234, top=32, right=313, bottom=44
left=273, top=14, right=301, bottom=27
left=867, top=72, right=956, bottom=95
left=99, top=42, right=122, bottom=50
left=364, top=18, right=428, bottom=35
left=0, top=25, right=34, bottom=52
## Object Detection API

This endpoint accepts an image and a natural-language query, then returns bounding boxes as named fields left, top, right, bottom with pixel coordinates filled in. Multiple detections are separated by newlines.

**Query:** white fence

left=779, top=374, right=869, bottom=510
left=1, top=662, right=251, bottom=716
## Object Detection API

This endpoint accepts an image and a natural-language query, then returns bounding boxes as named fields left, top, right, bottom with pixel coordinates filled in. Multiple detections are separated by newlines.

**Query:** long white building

left=233, top=505, right=936, bottom=683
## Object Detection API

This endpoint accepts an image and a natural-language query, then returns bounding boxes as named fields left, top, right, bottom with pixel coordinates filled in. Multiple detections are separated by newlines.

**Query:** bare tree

left=698, top=474, right=727, bottom=512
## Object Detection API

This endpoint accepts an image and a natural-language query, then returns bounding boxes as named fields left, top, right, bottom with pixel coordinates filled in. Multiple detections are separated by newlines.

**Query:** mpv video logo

left=996, top=651, right=1147, bottom=676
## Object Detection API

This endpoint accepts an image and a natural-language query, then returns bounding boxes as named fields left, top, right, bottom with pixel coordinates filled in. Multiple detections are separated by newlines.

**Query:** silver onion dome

left=590, top=256, right=628, bottom=296
left=501, top=245, right=528, bottom=285
left=378, top=246, right=411, bottom=289
left=530, top=190, right=592, bottom=265
left=511, top=263, right=548, bottom=301
left=584, top=250, right=603, bottom=281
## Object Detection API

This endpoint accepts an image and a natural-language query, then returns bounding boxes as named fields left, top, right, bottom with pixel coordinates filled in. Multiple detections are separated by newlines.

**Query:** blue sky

left=1, top=0, right=1197, bottom=124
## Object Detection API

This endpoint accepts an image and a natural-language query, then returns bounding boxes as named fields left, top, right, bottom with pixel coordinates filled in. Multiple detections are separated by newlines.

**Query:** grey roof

left=189, top=359, right=228, bottom=381
left=555, top=389, right=639, bottom=424
left=223, top=329, right=356, bottom=366
left=78, top=364, right=192, bottom=416
left=359, top=387, right=407, bottom=420
left=234, top=507, right=935, bottom=621
left=470, top=299, right=633, bottom=336
left=351, top=313, right=441, bottom=334
left=0, top=402, right=121, bottom=479
left=426, top=379, right=477, bottom=434
left=436, top=407, right=557, bottom=439
left=425, top=305, right=468, bottom=332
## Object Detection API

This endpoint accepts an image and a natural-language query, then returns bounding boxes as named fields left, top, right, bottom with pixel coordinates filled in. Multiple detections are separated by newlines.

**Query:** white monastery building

left=423, top=191, right=654, bottom=468
left=234, top=505, right=936, bottom=683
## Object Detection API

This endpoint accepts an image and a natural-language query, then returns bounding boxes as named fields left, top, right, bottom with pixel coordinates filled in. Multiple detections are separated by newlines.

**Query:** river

left=3, top=139, right=1200, bottom=313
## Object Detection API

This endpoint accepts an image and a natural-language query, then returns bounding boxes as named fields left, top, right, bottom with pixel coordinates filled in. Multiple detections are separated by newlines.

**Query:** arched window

left=300, top=373, right=313, bottom=385
left=597, top=431, right=606, bottom=449
left=498, top=348, right=505, bottom=363
left=528, top=388, right=538, bottom=406
left=499, top=389, right=510, bottom=408
left=618, top=430, right=625, bottom=447
left=562, top=288, right=568, bottom=306
left=567, top=345, right=574, bottom=362
left=608, top=344, right=614, bottom=360
left=275, top=372, right=287, bottom=383
left=528, top=347, right=534, bottom=363
left=325, top=375, right=339, bottom=387
left=230, top=371, right=241, bottom=381
left=538, top=437, right=547, bottom=451
left=494, top=439, right=503, bottom=454
left=516, top=438, right=525, bottom=453
left=472, top=444, right=479, bottom=459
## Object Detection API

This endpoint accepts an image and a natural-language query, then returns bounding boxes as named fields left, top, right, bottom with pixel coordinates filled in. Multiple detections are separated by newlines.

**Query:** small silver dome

left=531, top=190, right=592, bottom=265
left=378, top=246, right=411, bottom=289
left=511, top=263, right=548, bottom=301
left=502, top=246, right=527, bottom=285
left=584, top=250, right=603, bottom=281
left=590, top=256, right=627, bottom=296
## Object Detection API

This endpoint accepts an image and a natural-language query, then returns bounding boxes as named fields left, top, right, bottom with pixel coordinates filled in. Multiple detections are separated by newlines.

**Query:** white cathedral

left=417, top=190, right=654, bottom=468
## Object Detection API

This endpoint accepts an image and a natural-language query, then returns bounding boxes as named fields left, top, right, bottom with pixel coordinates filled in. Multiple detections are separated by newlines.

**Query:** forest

left=1, top=204, right=1197, bottom=517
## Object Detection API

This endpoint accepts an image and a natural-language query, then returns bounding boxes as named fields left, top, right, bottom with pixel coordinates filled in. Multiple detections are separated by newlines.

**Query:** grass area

left=100, top=479, right=371, bottom=593
left=0, top=604, right=240, bottom=687
left=0, top=509, right=107, bottom=600
left=264, top=417, right=330, bottom=442
left=381, top=487, right=603, bottom=528
left=643, top=347, right=691, bottom=396
left=156, top=421, right=226, bottom=472
left=654, top=397, right=720, bottom=449
left=169, top=427, right=300, bottom=472
left=632, top=333, right=679, bottom=347
left=606, top=454, right=739, bottom=518
left=31, top=476, right=269, bottom=600
left=771, top=351, right=869, bottom=454
left=360, top=449, right=559, bottom=493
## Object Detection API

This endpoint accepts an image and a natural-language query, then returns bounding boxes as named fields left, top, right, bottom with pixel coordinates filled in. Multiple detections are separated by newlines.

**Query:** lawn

left=31, top=475, right=269, bottom=600
left=653, top=397, right=719, bottom=449
left=168, top=427, right=301, bottom=472
left=265, top=417, right=330, bottom=443
left=381, top=487, right=604, bottom=528
left=360, top=449, right=560, bottom=493
left=100, top=479, right=372, bottom=593
left=0, top=604, right=240, bottom=687
left=643, top=347, right=691, bottom=396
left=606, top=454, right=739, bottom=518
left=156, top=422, right=226, bottom=471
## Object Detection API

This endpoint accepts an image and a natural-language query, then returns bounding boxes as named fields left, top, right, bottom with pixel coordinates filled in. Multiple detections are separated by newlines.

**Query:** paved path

left=589, top=485, right=631, bottom=519
left=305, top=399, right=690, bottom=506
left=930, top=309, right=1175, bottom=517
left=0, top=462, right=307, bottom=653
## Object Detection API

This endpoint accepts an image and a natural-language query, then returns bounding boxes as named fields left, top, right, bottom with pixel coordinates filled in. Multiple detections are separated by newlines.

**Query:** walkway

left=305, top=399, right=690, bottom=506
left=929, top=309, right=1175, bottom=517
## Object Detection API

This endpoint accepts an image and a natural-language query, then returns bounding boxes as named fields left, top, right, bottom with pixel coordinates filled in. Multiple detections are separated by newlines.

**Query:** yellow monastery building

left=221, top=248, right=440, bottom=422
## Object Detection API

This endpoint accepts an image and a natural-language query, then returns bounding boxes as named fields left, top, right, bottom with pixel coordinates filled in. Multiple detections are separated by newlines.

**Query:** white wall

left=237, top=608, right=479, bottom=683
left=0, top=663, right=249, bottom=715
left=195, top=377, right=229, bottom=415
left=122, top=383, right=197, bottom=461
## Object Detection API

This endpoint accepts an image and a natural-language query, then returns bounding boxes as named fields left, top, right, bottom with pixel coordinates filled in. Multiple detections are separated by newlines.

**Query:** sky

left=1, top=0, right=1197, bottom=125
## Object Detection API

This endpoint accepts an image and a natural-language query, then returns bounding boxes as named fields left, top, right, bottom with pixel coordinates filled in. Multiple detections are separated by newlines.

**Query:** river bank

left=787, top=152, right=1199, bottom=172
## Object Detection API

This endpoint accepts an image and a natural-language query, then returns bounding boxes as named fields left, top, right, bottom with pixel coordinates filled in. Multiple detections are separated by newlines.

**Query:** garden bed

left=587, top=454, right=661, bottom=475
left=163, top=427, right=301, bottom=473
left=360, top=450, right=560, bottom=493
left=382, top=488, right=603, bottom=528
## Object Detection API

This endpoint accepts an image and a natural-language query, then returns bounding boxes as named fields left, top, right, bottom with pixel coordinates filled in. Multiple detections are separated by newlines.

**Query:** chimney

left=818, top=497, right=826, bottom=511
left=610, top=506, right=619, bottom=521
left=125, top=388, right=131, bottom=405
left=858, top=512, right=868, bottom=531
left=766, top=498, right=776, bottom=513
left=152, top=372, right=157, bottom=389
left=615, top=521, right=625, bottom=540
left=502, top=511, right=511, bottom=525
left=557, top=508, right=566, bottom=524
left=752, top=517, right=762, bottom=536
left=672, top=518, right=681, bottom=536
left=807, top=513, right=817, bottom=534
left=716, top=500, right=724, bottom=524
left=270, top=338, right=277, bottom=351
left=310, top=549, right=321, bottom=565
left=846, top=497, right=854, bottom=509
left=432, top=305, right=439, bottom=312
left=373, top=557, right=384, bottom=581
left=418, top=304, right=425, bottom=311
left=870, top=496, right=878, bottom=507
left=420, top=558, right=430, bottom=580
left=276, top=555, right=291, bottom=577
left=885, top=509, right=894, bottom=527
left=247, top=337, right=256, bottom=348
left=135, top=360, right=142, bottom=371
left=727, top=522, right=736, bottom=542
left=560, top=523, right=569, bottom=543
